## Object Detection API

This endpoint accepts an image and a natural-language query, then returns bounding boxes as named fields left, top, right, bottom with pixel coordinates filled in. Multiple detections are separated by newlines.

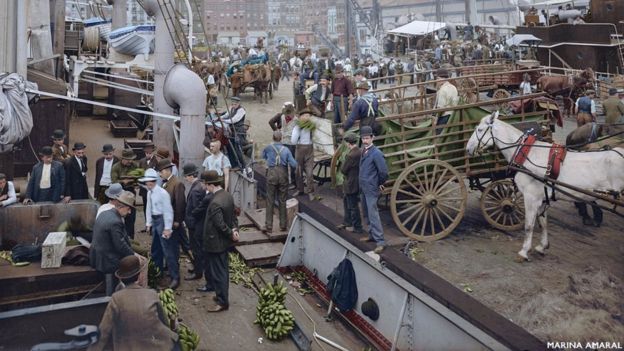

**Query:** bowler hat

left=361, top=298, right=380, bottom=321
left=39, top=146, right=53, bottom=156
left=101, top=144, right=114, bottom=153
left=115, top=255, right=141, bottom=280
left=51, top=129, right=65, bottom=140
left=138, top=168, right=159, bottom=183
left=343, top=133, right=358, bottom=144
left=182, top=163, right=199, bottom=177
left=437, top=69, right=450, bottom=78
left=116, top=191, right=136, bottom=208
left=360, top=126, right=373, bottom=137
left=156, top=147, right=170, bottom=159
left=201, top=170, right=221, bottom=185
left=104, top=183, right=123, bottom=199
left=73, top=142, right=86, bottom=151
left=157, top=158, right=174, bottom=171
left=143, top=142, right=155, bottom=150
left=356, top=81, right=370, bottom=90
left=121, top=149, right=137, bottom=160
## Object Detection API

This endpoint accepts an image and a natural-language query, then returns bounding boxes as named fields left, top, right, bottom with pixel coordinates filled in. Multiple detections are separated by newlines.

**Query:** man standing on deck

left=183, top=163, right=206, bottom=282
left=51, top=129, right=70, bottom=162
left=111, top=149, right=139, bottom=239
left=331, top=66, right=355, bottom=124
left=262, top=131, right=297, bottom=233
left=23, top=146, right=65, bottom=204
left=202, top=140, right=231, bottom=191
left=138, top=142, right=158, bottom=223
left=157, top=159, right=187, bottom=290
left=64, top=142, right=89, bottom=202
left=94, top=144, right=119, bottom=204
left=358, top=126, right=388, bottom=254
left=338, top=133, right=363, bottom=234
left=291, top=109, right=316, bottom=200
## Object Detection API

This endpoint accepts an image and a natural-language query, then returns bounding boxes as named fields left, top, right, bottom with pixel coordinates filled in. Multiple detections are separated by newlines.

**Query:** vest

left=0, top=183, right=8, bottom=197
left=230, top=106, right=247, bottom=135
left=311, top=85, right=329, bottom=105
left=577, top=96, right=592, bottom=113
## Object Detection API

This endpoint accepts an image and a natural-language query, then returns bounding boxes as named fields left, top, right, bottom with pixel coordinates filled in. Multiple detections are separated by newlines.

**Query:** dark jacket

left=138, top=155, right=159, bottom=170
left=89, top=284, right=178, bottom=351
left=94, top=156, right=120, bottom=197
left=340, top=146, right=361, bottom=195
left=25, top=161, right=65, bottom=202
left=192, top=191, right=214, bottom=234
left=310, top=84, right=331, bottom=106
left=344, top=93, right=379, bottom=131
left=89, top=209, right=134, bottom=274
left=359, top=145, right=388, bottom=196
left=163, top=176, right=186, bottom=224
left=202, top=189, right=237, bottom=254
left=65, top=156, right=90, bottom=199
left=184, top=179, right=205, bottom=230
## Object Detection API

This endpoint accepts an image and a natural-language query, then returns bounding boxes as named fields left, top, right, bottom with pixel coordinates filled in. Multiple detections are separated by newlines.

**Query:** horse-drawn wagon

left=227, top=63, right=273, bottom=103
left=331, top=92, right=554, bottom=241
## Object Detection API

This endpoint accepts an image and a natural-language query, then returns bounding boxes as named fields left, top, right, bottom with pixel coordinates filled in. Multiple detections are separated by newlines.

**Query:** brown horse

left=248, top=64, right=272, bottom=104
left=536, top=68, right=595, bottom=98
left=271, top=64, right=282, bottom=91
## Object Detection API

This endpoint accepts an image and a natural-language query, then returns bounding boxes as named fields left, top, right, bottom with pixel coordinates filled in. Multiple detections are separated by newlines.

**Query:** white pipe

left=183, top=0, right=193, bottom=58
left=16, top=0, right=27, bottom=77
left=163, top=63, right=206, bottom=168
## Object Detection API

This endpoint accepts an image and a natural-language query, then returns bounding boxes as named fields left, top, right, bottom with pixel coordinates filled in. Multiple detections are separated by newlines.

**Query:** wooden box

left=109, top=120, right=138, bottom=138
left=41, top=232, right=67, bottom=269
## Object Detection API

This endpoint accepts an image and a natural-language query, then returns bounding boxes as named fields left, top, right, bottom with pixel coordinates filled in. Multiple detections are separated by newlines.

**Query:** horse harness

left=511, top=133, right=567, bottom=181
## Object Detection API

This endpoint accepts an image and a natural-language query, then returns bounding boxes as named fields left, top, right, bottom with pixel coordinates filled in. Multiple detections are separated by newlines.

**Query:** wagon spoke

left=432, top=208, right=448, bottom=231
left=397, top=203, right=419, bottom=217
left=511, top=212, right=522, bottom=224
left=402, top=204, right=424, bottom=228
left=438, top=201, right=461, bottom=213
left=397, top=188, right=422, bottom=200
left=412, top=169, right=428, bottom=193
left=437, top=196, right=465, bottom=202
left=432, top=167, right=449, bottom=192
left=429, top=210, right=436, bottom=236
left=419, top=208, right=430, bottom=237
left=421, top=165, right=431, bottom=192
left=437, top=184, right=461, bottom=199
left=493, top=209, right=505, bottom=224
left=436, top=204, right=455, bottom=222
left=395, top=198, right=422, bottom=204
left=404, top=178, right=425, bottom=196
left=428, top=163, right=439, bottom=193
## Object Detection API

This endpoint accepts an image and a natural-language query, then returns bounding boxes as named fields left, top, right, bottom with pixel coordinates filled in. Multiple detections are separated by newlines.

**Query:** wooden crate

left=41, top=232, right=67, bottom=269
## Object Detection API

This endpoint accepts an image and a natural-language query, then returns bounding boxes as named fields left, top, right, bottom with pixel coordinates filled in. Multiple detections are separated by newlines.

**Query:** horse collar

left=512, top=134, right=537, bottom=167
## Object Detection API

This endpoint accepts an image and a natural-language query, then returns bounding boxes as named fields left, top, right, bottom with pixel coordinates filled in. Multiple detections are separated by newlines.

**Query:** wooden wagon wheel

left=312, top=159, right=332, bottom=185
left=390, top=159, right=467, bottom=241
left=480, top=179, right=525, bottom=231
left=492, top=89, right=510, bottom=110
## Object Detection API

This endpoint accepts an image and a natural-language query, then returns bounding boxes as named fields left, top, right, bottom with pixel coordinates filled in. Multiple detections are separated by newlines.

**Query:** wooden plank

left=237, top=214, right=255, bottom=228
left=245, top=208, right=268, bottom=231
left=235, top=242, right=284, bottom=267
left=245, top=207, right=294, bottom=240
left=235, top=230, right=270, bottom=246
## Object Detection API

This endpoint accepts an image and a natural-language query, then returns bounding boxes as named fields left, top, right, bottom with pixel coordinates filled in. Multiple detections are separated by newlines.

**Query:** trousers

left=361, top=192, right=385, bottom=246
left=150, top=216, right=180, bottom=281
left=295, top=144, right=315, bottom=194
left=333, top=96, right=349, bottom=124
left=188, top=227, right=205, bottom=279
left=266, top=166, right=288, bottom=230
left=205, top=251, right=229, bottom=306
left=342, top=193, right=362, bottom=231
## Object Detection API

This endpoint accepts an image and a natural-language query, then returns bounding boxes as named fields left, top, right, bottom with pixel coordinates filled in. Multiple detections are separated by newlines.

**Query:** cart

left=331, top=92, right=553, bottom=241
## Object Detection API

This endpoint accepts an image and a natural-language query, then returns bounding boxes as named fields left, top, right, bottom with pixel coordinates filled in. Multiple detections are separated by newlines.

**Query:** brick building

left=203, top=0, right=268, bottom=45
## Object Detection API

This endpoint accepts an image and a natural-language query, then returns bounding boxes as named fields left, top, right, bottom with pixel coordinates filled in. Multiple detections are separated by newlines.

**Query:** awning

left=506, top=34, right=542, bottom=46
left=388, top=20, right=447, bottom=37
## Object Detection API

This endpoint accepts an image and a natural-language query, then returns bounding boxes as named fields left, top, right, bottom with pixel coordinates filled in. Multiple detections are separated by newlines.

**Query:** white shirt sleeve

left=222, top=154, right=232, bottom=169
left=162, top=190, right=174, bottom=230
left=305, top=85, right=317, bottom=99
left=591, top=100, right=596, bottom=114
left=1, top=182, right=17, bottom=206
left=291, top=125, right=300, bottom=145
left=145, top=190, right=153, bottom=227
left=207, top=75, right=215, bottom=85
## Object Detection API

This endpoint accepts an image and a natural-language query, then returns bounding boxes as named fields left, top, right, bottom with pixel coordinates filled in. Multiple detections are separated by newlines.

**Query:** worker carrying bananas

left=88, top=255, right=179, bottom=351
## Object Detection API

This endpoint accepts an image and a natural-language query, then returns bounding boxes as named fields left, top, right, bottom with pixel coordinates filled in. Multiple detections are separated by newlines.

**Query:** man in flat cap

left=603, top=88, right=624, bottom=125
left=23, top=146, right=65, bottom=204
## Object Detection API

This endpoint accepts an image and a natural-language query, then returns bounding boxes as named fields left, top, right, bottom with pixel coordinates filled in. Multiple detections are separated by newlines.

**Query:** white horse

left=466, top=112, right=624, bottom=261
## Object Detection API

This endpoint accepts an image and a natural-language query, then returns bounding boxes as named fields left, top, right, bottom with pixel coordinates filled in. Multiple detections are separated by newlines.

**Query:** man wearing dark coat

left=338, top=133, right=363, bottom=233
left=94, top=144, right=119, bottom=204
left=23, top=146, right=65, bottom=204
left=191, top=172, right=216, bottom=292
left=64, top=142, right=89, bottom=202
left=89, top=191, right=136, bottom=277
left=202, top=170, right=239, bottom=312
left=182, top=164, right=206, bottom=282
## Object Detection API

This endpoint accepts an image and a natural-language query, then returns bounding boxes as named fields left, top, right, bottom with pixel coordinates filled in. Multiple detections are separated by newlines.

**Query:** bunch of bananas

left=148, top=259, right=161, bottom=289
left=158, top=288, right=178, bottom=323
left=254, top=282, right=295, bottom=340
left=177, top=323, right=200, bottom=351
left=229, top=252, right=262, bottom=289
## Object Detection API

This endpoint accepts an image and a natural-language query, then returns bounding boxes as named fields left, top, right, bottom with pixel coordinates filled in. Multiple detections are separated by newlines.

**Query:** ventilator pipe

left=137, top=0, right=175, bottom=153
left=164, top=63, right=207, bottom=168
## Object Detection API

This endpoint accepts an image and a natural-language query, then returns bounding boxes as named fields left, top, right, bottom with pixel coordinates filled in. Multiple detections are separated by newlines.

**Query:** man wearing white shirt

left=0, top=173, right=17, bottom=207
left=139, top=169, right=174, bottom=289
left=95, top=144, right=119, bottom=204
left=202, top=140, right=231, bottom=191
left=291, top=109, right=315, bottom=199
left=434, top=69, right=459, bottom=129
